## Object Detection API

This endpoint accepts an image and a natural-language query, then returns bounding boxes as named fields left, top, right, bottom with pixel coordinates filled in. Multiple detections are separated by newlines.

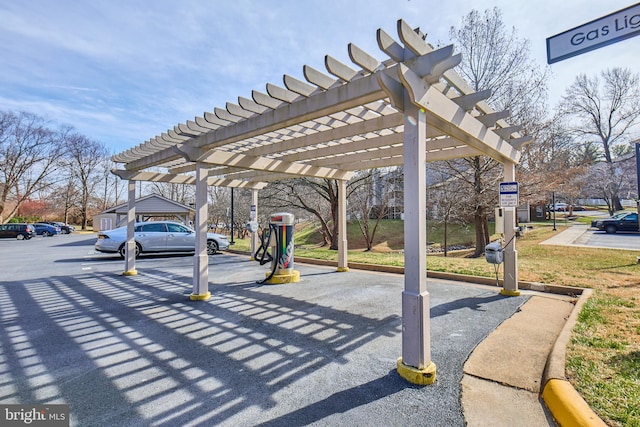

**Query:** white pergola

left=111, top=19, right=529, bottom=385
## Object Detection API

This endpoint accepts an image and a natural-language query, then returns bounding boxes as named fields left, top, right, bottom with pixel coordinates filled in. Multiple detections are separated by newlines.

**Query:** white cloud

left=1, top=0, right=638, bottom=153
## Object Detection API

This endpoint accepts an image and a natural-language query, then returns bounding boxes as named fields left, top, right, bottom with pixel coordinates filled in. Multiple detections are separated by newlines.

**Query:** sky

left=1, top=0, right=638, bottom=155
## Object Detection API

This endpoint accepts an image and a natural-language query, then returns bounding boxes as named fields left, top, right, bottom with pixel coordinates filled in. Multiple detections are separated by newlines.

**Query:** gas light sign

left=546, top=3, right=640, bottom=64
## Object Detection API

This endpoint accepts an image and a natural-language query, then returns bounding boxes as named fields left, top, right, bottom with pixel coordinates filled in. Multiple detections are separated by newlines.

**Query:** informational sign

left=250, top=204, right=256, bottom=220
left=499, top=181, right=519, bottom=207
left=546, top=3, right=640, bottom=64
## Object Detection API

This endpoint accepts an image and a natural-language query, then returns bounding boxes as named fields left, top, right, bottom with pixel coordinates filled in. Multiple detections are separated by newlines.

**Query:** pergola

left=111, top=19, right=529, bottom=385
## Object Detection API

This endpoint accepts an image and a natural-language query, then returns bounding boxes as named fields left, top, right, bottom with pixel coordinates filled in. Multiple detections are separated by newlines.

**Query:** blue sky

left=1, top=0, right=638, bottom=154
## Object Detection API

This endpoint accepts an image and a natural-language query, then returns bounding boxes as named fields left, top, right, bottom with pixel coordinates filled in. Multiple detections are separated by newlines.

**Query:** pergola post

left=501, top=161, right=520, bottom=296
left=337, top=179, right=349, bottom=272
left=123, top=180, right=137, bottom=276
left=190, top=162, right=211, bottom=301
left=396, top=94, right=436, bottom=385
left=250, top=189, right=259, bottom=260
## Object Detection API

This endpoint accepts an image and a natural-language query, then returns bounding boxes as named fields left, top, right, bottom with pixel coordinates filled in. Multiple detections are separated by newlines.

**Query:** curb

left=541, top=288, right=608, bottom=427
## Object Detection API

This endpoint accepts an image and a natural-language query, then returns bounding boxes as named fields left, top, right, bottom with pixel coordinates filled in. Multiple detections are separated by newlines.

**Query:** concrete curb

left=541, top=288, right=608, bottom=427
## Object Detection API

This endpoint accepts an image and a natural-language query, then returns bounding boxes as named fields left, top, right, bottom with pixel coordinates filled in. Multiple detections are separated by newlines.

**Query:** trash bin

left=485, top=241, right=503, bottom=264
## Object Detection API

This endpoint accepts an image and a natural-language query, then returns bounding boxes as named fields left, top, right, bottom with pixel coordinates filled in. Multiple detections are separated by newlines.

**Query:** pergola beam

left=173, top=145, right=354, bottom=180
left=111, top=170, right=268, bottom=189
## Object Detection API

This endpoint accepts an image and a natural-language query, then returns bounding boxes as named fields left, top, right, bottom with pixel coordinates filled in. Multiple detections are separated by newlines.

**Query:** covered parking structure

left=111, top=19, right=529, bottom=385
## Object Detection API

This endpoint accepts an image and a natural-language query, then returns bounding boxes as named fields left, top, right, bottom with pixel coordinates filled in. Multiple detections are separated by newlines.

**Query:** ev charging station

left=253, top=212, right=300, bottom=284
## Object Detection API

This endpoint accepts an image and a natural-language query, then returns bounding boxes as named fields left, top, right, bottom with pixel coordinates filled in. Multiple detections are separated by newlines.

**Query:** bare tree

left=559, top=68, right=640, bottom=212
left=348, top=169, right=391, bottom=251
left=148, top=181, right=194, bottom=206
left=427, top=166, right=471, bottom=256
left=0, top=111, right=64, bottom=223
left=261, top=177, right=368, bottom=250
left=61, top=133, right=109, bottom=229
left=448, top=8, right=549, bottom=256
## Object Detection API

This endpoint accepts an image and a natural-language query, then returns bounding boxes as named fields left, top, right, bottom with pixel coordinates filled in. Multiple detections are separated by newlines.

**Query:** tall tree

left=0, top=111, right=64, bottom=223
left=61, top=133, right=109, bottom=229
left=559, top=68, right=640, bottom=212
left=448, top=8, right=549, bottom=256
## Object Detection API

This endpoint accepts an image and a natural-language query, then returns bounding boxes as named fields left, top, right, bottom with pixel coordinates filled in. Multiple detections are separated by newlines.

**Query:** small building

left=93, top=194, right=195, bottom=232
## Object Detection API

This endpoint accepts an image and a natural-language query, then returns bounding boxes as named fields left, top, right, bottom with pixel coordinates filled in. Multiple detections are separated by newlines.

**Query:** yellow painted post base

left=122, top=269, right=138, bottom=276
left=500, top=289, right=521, bottom=297
left=396, top=357, right=437, bottom=385
left=265, top=270, right=300, bottom=284
left=189, top=292, right=211, bottom=301
left=337, top=267, right=349, bottom=272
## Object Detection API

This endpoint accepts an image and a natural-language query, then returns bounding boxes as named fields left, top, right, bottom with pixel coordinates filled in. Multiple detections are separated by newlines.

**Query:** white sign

left=499, top=181, right=519, bottom=207
left=546, top=3, right=640, bottom=64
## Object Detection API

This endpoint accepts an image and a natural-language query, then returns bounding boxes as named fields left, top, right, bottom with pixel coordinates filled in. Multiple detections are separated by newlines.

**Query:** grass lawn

left=231, top=218, right=639, bottom=426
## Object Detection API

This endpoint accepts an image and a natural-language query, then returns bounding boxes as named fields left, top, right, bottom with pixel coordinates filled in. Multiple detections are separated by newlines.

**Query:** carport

left=110, top=19, right=529, bottom=384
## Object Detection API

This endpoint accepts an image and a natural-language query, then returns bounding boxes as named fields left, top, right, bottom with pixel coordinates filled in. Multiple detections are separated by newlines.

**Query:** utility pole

left=230, top=187, right=235, bottom=245
left=635, top=142, right=639, bottom=232
left=552, top=191, right=557, bottom=231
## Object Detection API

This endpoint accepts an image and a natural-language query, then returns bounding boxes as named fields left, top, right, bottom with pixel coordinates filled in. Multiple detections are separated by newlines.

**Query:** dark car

left=42, top=221, right=75, bottom=234
left=33, top=223, right=61, bottom=236
left=592, top=212, right=639, bottom=234
left=0, top=223, right=36, bottom=240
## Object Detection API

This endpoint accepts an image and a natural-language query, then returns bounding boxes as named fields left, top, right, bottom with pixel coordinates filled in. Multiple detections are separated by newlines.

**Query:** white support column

left=250, top=189, right=259, bottom=260
left=397, top=95, right=436, bottom=385
left=190, top=162, right=211, bottom=301
left=501, top=161, right=520, bottom=296
left=337, top=179, right=349, bottom=272
left=123, top=180, right=137, bottom=276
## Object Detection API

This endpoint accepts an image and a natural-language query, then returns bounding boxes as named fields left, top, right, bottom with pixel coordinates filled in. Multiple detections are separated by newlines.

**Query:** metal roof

left=111, top=19, right=530, bottom=188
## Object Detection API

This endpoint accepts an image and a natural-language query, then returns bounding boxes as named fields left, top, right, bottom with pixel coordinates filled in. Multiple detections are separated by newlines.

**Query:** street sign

left=499, top=181, right=519, bottom=207
left=546, top=3, right=640, bottom=64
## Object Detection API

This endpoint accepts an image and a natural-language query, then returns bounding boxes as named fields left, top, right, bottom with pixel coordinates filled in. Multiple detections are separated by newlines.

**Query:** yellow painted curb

left=396, top=357, right=436, bottom=385
left=542, top=379, right=607, bottom=427
left=122, top=269, right=138, bottom=276
left=265, top=270, right=300, bottom=284
left=189, top=292, right=212, bottom=301
left=337, top=267, right=349, bottom=272
left=500, top=289, right=521, bottom=297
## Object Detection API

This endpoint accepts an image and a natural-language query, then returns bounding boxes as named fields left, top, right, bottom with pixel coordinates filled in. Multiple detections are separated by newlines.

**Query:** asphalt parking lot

left=0, top=233, right=537, bottom=426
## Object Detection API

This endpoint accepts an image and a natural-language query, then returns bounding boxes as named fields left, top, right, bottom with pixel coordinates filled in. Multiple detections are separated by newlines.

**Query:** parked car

left=547, top=203, right=568, bottom=212
left=590, top=212, right=628, bottom=228
left=42, top=221, right=75, bottom=234
left=95, top=220, right=230, bottom=258
left=0, top=223, right=36, bottom=240
left=33, top=223, right=61, bottom=236
left=592, top=212, right=639, bottom=234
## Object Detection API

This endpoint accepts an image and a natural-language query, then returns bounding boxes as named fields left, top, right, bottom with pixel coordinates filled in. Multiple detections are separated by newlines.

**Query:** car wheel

left=119, top=243, right=141, bottom=259
left=16, top=234, right=25, bottom=240
left=207, top=240, right=219, bottom=255
left=42, top=231, right=51, bottom=237
left=605, top=224, right=617, bottom=234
